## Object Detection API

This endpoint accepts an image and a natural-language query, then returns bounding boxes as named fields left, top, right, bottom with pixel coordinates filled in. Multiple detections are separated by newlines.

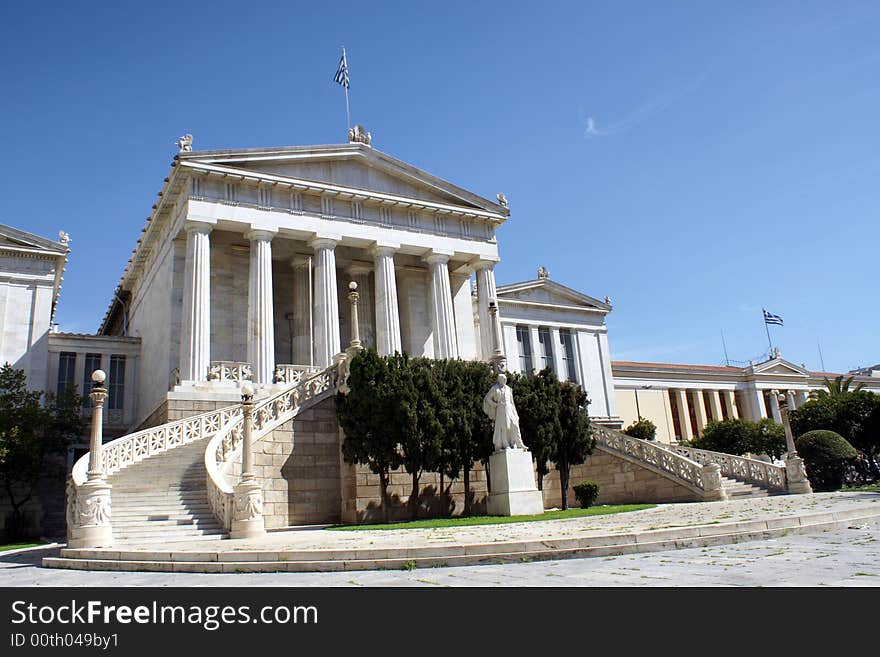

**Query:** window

left=57, top=352, right=76, bottom=397
left=538, top=327, right=554, bottom=373
left=516, top=325, right=533, bottom=374
left=560, top=329, right=578, bottom=382
left=108, top=355, right=126, bottom=411
left=83, top=353, right=102, bottom=406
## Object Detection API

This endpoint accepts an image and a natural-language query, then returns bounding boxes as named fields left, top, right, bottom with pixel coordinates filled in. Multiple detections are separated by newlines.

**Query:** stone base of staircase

left=43, top=502, right=880, bottom=573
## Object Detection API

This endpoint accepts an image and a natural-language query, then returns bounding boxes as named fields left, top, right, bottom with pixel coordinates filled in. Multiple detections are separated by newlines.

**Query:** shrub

left=795, top=430, right=859, bottom=492
left=623, top=417, right=656, bottom=441
left=573, top=480, right=600, bottom=508
left=690, top=418, right=785, bottom=459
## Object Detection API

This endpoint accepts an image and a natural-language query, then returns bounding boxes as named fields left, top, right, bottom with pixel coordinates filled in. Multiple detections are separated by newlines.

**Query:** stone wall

left=540, top=448, right=701, bottom=508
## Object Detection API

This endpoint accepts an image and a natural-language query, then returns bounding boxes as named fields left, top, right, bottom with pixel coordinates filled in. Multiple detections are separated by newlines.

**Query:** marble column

left=795, top=390, right=809, bottom=407
left=424, top=251, right=458, bottom=359
left=673, top=389, right=694, bottom=442
left=529, top=326, right=541, bottom=374
left=246, top=230, right=275, bottom=385
left=179, top=221, right=212, bottom=383
left=786, top=390, right=797, bottom=412
left=768, top=391, right=783, bottom=423
left=723, top=389, right=739, bottom=419
left=372, top=244, right=402, bottom=356
left=708, top=390, right=724, bottom=422
left=550, top=327, right=567, bottom=381
left=692, top=389, right=708, bottom=437
left=451, top=272, right=478, bottom=360
left=475, top=261, right=500, bottom=361
left=748, top=388, right=768, bottom=420
left=311, top=236, right=341, bottom=368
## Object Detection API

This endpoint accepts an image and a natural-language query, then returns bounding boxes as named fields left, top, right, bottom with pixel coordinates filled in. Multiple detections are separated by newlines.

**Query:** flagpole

left=762, top=308, right=773, bottom=354
left=720, top=329, right=730, bottom=366
left=342, top=46, right=351, bottom=133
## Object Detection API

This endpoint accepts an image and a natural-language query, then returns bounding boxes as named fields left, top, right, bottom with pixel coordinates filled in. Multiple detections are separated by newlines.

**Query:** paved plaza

left=2, top=491, right=878, bottom=585
left=1, top=518, right=878, bottom=586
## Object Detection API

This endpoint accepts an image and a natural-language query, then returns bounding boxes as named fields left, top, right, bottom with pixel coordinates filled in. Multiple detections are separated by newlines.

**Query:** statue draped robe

left=483, top=382, right=525, bottom=451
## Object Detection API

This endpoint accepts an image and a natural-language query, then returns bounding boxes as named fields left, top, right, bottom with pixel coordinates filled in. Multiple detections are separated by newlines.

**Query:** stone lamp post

left=230, top=381, right=266, bottom=539
left=347, top=281, right=362, bottom=351
left=68, top=369, right=114, bottom=548
left=776, top=392, right=813, bottom=495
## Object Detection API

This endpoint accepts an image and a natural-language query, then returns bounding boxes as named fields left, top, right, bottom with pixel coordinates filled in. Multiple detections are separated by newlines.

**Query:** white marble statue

left=483, top=373, right=526, bottom=451
left=176, top=134, right=193, bottom=153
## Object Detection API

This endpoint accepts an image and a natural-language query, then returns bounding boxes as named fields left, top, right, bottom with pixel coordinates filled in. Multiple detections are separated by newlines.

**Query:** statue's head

left=496, top=373, right=507, bottom=387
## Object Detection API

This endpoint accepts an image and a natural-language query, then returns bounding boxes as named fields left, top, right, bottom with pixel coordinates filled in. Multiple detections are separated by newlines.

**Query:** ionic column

left=708, top=390, right=724, bottom=422
left=246, top=230, right=275, bottom=385
left=179, top=221, right=212, bottom=383
left=768, top=390, right=783, bottom=423
left=550, top=327, right=567, bottom=380
left=424, top=251, right=458, bottom=359
left=692, top=389, right=708, bottom=437
left=795, top=390, right=809, bottom=407
left=786, top=390, right=797, bottom=412
left=311, top=236, right=341, bottom=368
left=673, top=389, right=694, bottom=442
left=723, top=389, right=739, bottom=419
left=372, top=243, right=402, bottom=356
left=475, top=261, right=500, bottom=361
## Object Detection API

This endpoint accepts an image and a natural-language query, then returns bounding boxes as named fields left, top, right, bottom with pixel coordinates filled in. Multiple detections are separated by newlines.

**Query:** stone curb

left=41, top=507, right=880, bottom=573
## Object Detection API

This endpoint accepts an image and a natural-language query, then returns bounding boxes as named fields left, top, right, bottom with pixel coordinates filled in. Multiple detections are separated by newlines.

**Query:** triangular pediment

left=182, top=144, right=507, bottom=216
left=752, top=358, right=809, bottom=377
left=497, top=278, right=611, bottom=312
left=0, top=224, right=67, bottom=253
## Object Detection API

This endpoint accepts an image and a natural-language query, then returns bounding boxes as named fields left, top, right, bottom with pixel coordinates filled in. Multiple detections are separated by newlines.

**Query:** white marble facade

left=0, top=224, right=69, bottom=391
left=99, top=140, right=514, bottom=425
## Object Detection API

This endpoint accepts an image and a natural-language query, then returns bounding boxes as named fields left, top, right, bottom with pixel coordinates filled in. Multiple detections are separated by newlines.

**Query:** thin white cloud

left=582, top=74, right=706, bottom=140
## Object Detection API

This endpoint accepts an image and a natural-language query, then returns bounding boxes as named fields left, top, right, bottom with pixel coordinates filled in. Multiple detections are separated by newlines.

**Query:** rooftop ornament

left=348, top=125, right=371, bottom=146
left=176, top=134, right=193, bottom=153
left=496, top=193, right=508, bottom=208
left=537, top=266, right=549, bottom=280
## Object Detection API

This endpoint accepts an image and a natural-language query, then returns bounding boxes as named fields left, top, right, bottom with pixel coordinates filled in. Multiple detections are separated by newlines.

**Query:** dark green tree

left=623, top=417, right=657, bottom=441
left=336, top=349, right=403, bottom=522
left=511, top=368, right=561, bottom=491
left=690, top=418, right=785, bottom=459
left=553, top=382, right=595, bottom=510
left=0, top=364, right=78, bottom=540
left=438, top=359, right=494, bottom=516
left=795, top=430, right=859, bottom=491
left=397, top=357, right=443, bottom=519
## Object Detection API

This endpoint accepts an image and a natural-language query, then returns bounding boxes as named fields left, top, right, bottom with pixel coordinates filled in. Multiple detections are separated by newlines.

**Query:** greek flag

left=334, top=50, right=349, bottom=89
left=763, top=309, right=784, bottom=326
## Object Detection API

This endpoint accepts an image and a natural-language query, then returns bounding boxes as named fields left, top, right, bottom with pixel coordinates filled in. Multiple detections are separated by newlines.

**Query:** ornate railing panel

left=666, top=445, right=787, bottom=492
left=208, top=361, right=253, bottom=384
left=591, top=424, right=708, bottom=494
left=273, top=364, right=321, bottom=386
left=71, top=404, right=239, bottom=486
left=205, top=363, right=341, bottom=530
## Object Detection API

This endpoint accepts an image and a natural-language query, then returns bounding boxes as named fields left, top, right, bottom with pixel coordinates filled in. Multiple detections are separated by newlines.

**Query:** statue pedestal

left=487, top=449, right=544, bottom=516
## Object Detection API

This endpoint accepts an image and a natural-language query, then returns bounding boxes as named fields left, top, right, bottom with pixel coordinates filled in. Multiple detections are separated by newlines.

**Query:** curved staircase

left=108, top=438, right=225, bottom=544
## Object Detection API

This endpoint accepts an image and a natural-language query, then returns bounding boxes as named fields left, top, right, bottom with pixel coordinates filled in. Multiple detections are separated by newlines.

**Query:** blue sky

left=2, top=1, right=878, bottom=373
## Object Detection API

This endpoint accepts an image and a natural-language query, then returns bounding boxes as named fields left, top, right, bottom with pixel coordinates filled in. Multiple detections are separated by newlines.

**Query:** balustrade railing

left=273, top=364, right=321, bottom=386
left=208, top=361, right=253, bottom=384
left=205, top=363, right=341, bottom=530
left=71, top=404, right=240, bottom=487
left=591, top=424, right=710, bottom=494
left=665, top=445, right=787, bottom=492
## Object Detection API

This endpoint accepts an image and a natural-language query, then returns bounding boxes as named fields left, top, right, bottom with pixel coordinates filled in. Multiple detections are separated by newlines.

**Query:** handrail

left=664, top=445, right=788, bottom=492
left=591, top=424, right=711, bottom=495
left=71, top=403, right=240, bottom=486
left=205, top=363, right=341, bottom=529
